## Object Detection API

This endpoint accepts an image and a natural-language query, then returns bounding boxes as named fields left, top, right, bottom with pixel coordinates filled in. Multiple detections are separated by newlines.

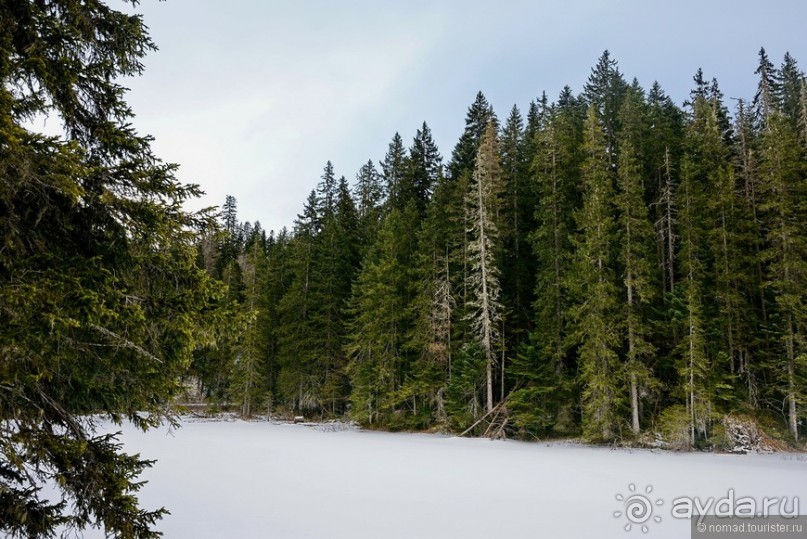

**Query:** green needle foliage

left=210, top=50, right=804, bottom=447
left=21, top=0, right=802, bottom=464
left=568, top=105, right=621, bottom=441
left=1, top=1, right=226, bottom=536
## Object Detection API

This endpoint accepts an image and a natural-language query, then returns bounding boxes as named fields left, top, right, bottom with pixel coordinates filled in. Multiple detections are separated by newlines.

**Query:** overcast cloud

left=107, top=0, right=807, bottom=232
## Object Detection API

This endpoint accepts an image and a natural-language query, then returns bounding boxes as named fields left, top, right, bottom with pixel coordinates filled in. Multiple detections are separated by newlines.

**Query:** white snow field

left=84, top=418, right=807, bottom=539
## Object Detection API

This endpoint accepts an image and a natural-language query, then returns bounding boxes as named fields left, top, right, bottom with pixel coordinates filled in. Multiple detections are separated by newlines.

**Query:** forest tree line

left=193, top=49, right=807, bottom=448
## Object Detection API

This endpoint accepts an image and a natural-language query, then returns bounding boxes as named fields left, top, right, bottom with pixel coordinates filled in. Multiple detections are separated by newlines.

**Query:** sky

left=102, top=0, right=807, bottom=233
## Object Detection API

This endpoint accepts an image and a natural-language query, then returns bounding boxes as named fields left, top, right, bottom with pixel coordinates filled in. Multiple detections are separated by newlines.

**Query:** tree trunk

left=786, top=314, right=799, bottom=440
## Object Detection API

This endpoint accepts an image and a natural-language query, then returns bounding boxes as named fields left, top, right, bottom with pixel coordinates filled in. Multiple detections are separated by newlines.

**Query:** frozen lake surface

left=83, top=417, right=807, bottom=538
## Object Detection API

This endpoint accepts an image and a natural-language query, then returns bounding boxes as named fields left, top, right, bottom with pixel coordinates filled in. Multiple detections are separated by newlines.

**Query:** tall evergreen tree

left=0, top=2, right=226, bottom=535
left=675, top=95, right=719, bottom=446
left=510, top=89, right=584, bottom=435
left=499, top=105, right=536, bottom=350
left=406, top=122, right=443, bottom=215
left=754, top=47, right=781, bottom=128
left=311, top=176, right=361, bottom=413
left=465, top=121, right=505, bottom=414
left=616, top=87, right=658, bottom=434
left=583, top=50, right=628, bottom=164
left=229, top=235, right=268, bottom=417
left=381, top=133, right=409, bottom=211
left=568, top=105, right=621, bottom=441
left=449, top=91, right=495, bottom=180
left=262, top=228, right=292, bottom=407
left=732, top=100, right=771, bottom=396
left=530, top=88, right=584, bottom=376
left=757, top=110, right=807, bottom=440
left=275, top=192, right=321, bottom=410
left=701, top=97, right=750, bottom=380
left=353, top=159, right=385, bottom=251
left=779, top=52, right=805, bottom=128
left=346, top=207, right=418, bottom=424
left=676, top=156, right=712, bottom=447
left=317, top=161, right=338, bottom=219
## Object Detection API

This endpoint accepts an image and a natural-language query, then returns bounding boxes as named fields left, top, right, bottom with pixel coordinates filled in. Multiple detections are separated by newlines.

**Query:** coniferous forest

left=3, top=2, right=807, bottom=536
left=195, top=49, right=807, bottom=449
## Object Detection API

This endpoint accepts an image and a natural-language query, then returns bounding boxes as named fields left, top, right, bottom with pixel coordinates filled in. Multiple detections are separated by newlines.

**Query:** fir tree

left=262, top=228, right=293, bottom=407
left=733, top=99, right=770, bottom=370
left=703, top=101, right=750, bottom=380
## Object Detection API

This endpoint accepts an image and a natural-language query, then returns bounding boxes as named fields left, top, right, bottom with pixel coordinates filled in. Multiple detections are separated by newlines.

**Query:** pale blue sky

left=113, top=0, right=807, bottom=232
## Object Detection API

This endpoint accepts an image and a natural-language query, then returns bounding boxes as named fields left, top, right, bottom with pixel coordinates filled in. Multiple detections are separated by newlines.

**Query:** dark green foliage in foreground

left=0, top=1, right=225, bottom=536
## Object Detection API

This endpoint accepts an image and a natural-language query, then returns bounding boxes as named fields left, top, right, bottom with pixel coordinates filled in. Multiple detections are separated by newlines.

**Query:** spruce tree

left=569, top=105, right=621, bottom=441
left=616, top=87, right=658, bottom=435
left=317, top=161, right=338, bottom=219
left=779, top=53, right=804, bottom=128
left=353, top=159, right=385, bottom=252
left=229, top=234, right=268, bottom=418
left=449, top=91, right=495, bottom=180
left=275, top=192, right=321, bottom=410
left=346, top=208, right=417, bottom=424
left=530, top=89, right=584, bottom=376
left=406, top=122, right=443, bottom=215
left=499, top=105, right=536, bottom=352
left=381, top=133, right=409, bottom=211
left=758, top=110, right=807, bottom=440
left=676, top=156, right=712, bottom=447
left=465, top=121, right=505, bottom=414
left=511, top=89, right=583, bottom=435
left=675, top=94, right=720, bottom=446
left=701, top=98, right=749, bottom=380
left=731, top=101, right=769, bottom=410
left=645, top=82, right=683, bottom=301
left=262, top=228, right=293, bottom=408
left=0, top=2, right=226, bottom=535
left=754, top=47, right=781, bottom=128
left=583, top=50, right=628, bottom=165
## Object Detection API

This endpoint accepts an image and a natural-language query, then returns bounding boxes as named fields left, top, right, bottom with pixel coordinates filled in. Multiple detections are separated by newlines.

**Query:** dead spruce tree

left=465, top=121, right=505, bottom=414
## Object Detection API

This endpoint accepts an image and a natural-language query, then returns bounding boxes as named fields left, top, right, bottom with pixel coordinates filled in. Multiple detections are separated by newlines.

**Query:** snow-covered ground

left=84, top=418, right=807, bottom=539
